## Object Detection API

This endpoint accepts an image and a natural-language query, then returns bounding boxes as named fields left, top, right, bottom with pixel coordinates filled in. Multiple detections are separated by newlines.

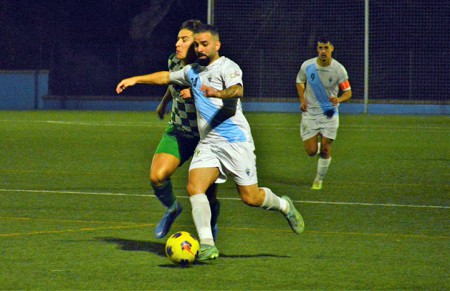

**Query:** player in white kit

left=296, top=36, right=352, bottom=190
left=116, top=24, right=305, bottom=261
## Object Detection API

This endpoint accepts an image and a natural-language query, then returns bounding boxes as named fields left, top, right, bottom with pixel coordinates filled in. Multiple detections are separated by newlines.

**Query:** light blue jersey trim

left=306, top=63, right=336, bottom=118
left=187, top=66, right=246, bottom=143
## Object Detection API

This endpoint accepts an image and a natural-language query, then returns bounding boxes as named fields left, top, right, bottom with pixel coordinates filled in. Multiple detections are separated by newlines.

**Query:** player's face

left=317, top=42, right=334, bottom=61
left=194, top=32, right=221, bottom=66
left=175, top=29, right=195, bottom=63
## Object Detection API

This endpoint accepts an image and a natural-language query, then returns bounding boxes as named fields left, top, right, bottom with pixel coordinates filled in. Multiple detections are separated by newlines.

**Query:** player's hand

left=116, top=78, right=137, bottom=94
left=329, top=96, right=339, bottom=106
left=180, top=88, right=192, bottom=99
left=200, top=85, right=219, bottom=98
left=156, top=102, right=166, bottom=120
left=301, top=102, right=308, bottom=112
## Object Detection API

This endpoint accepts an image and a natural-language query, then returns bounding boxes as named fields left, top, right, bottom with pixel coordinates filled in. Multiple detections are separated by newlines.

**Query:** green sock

left=151, top=179, right=176, bottom=209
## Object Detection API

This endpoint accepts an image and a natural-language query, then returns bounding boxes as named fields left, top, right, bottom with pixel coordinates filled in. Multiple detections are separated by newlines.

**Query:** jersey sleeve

left=222, top=60, right=243, bottom=88
left=169, top=66, right=191, bottom=87
left=338, top=65, right=351, bottom=91
left=296, top=63, right=307, bottom=84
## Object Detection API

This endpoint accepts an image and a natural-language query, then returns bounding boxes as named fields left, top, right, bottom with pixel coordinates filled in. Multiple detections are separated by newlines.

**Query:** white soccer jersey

left=296, top=57, right=350, bottom=116
left=170, top=56, right=253, bottom=144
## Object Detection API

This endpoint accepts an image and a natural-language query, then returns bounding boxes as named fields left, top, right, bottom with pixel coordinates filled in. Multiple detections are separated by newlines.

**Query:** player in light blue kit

left=153, top=20, right=221, bottom=240
left=116, top=24, right=305, bottom=261
left=296, top=36, right=352, bottom=190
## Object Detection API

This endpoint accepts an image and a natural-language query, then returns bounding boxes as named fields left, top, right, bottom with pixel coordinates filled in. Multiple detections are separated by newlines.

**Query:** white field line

left=0, top=188, right=448, bottom=210
left=0, top=119, right=447, bottom=131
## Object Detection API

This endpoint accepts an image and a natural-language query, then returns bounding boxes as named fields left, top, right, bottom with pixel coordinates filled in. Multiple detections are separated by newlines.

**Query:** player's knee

left=304, top=142, right=318, bottom=156
left=186, top=182, right=201, bottom=196
left=149, top=169, right=169, bottom=186
left=306, top=147, right=317, bottom=157
left=320, top=145, right=331, bottom=158
left=319, top=151, right=331, bottom=159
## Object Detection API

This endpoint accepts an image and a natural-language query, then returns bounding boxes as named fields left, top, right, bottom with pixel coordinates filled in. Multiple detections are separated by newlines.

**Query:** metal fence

left=212, top=0, right=449, bottom=104
left=13, top=0, right=448, bottom=105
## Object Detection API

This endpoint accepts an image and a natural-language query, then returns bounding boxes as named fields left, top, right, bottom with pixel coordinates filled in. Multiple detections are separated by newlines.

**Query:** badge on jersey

left=230, top=71, right=241, bottom=78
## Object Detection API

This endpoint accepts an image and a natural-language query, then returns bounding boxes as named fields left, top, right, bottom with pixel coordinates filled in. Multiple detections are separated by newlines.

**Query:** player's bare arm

left=296, top=83, right=307, bottom=112
left=338, top=89, right=352, bottom=103
left=116, top=71, right=171, bottom=94
left=156, top=88, right=172, bottom=119
left=330, top=89, right=352, bottom=106
left=200, top=84, right=243, bottom=99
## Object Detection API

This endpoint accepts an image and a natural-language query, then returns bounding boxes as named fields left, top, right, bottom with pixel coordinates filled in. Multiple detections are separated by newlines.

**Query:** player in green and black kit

left=150, top=20, right=220, bottom=239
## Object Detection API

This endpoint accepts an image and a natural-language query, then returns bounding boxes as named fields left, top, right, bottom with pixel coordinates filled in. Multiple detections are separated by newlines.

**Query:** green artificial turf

left=0, top=111, right=448, bottom=289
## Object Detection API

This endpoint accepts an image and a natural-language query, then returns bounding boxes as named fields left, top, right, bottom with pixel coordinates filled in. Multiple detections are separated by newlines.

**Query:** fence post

left=364, top=0, right=369, bottom=113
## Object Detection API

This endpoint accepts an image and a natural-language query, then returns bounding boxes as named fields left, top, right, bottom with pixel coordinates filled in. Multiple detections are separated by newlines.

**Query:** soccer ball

left=165, top=231, right=200, bottom=267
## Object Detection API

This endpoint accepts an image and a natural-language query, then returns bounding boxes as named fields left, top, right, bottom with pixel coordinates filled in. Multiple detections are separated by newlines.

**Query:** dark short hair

left=180, top=19, right=202, bottom=32
left=194, top=23, right=220, bottom=39
left=316, top=35, right=333, bottom=45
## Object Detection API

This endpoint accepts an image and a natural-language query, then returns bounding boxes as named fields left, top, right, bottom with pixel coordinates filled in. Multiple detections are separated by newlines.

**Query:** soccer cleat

left=282, top=196, right=305, bottom=234
left=154, top=201, right=183, bottom=239
left=197, top=244, right=219, bottom=261
left=311, top=179, right=323, bottom=190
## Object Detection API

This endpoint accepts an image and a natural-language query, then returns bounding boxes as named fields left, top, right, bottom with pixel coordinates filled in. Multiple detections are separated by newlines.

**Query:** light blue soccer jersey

left=170, top=56, right=253, bottom=144
left=296, top=57, right=350, bottom=116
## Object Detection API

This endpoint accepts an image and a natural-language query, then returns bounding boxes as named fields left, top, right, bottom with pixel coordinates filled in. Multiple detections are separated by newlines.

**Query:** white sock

left=190, top=194, right=214, bottom=246
left=260, top=187, right=288, bottom=214
left=316, top=157, right=331, bottom=181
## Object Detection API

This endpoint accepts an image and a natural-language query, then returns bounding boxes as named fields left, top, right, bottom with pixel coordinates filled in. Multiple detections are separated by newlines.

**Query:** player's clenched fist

left=200, top=85, right=219, bottom=98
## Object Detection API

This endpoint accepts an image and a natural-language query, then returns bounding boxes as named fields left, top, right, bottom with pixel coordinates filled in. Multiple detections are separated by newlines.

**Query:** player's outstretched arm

left=116, top=71, right=171, bottom=94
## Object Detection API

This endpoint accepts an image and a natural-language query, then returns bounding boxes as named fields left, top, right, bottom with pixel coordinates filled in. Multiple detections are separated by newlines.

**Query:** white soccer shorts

left=189, top=141, right=258, bottom=186
left=300, top=113, right=339, bottom=141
